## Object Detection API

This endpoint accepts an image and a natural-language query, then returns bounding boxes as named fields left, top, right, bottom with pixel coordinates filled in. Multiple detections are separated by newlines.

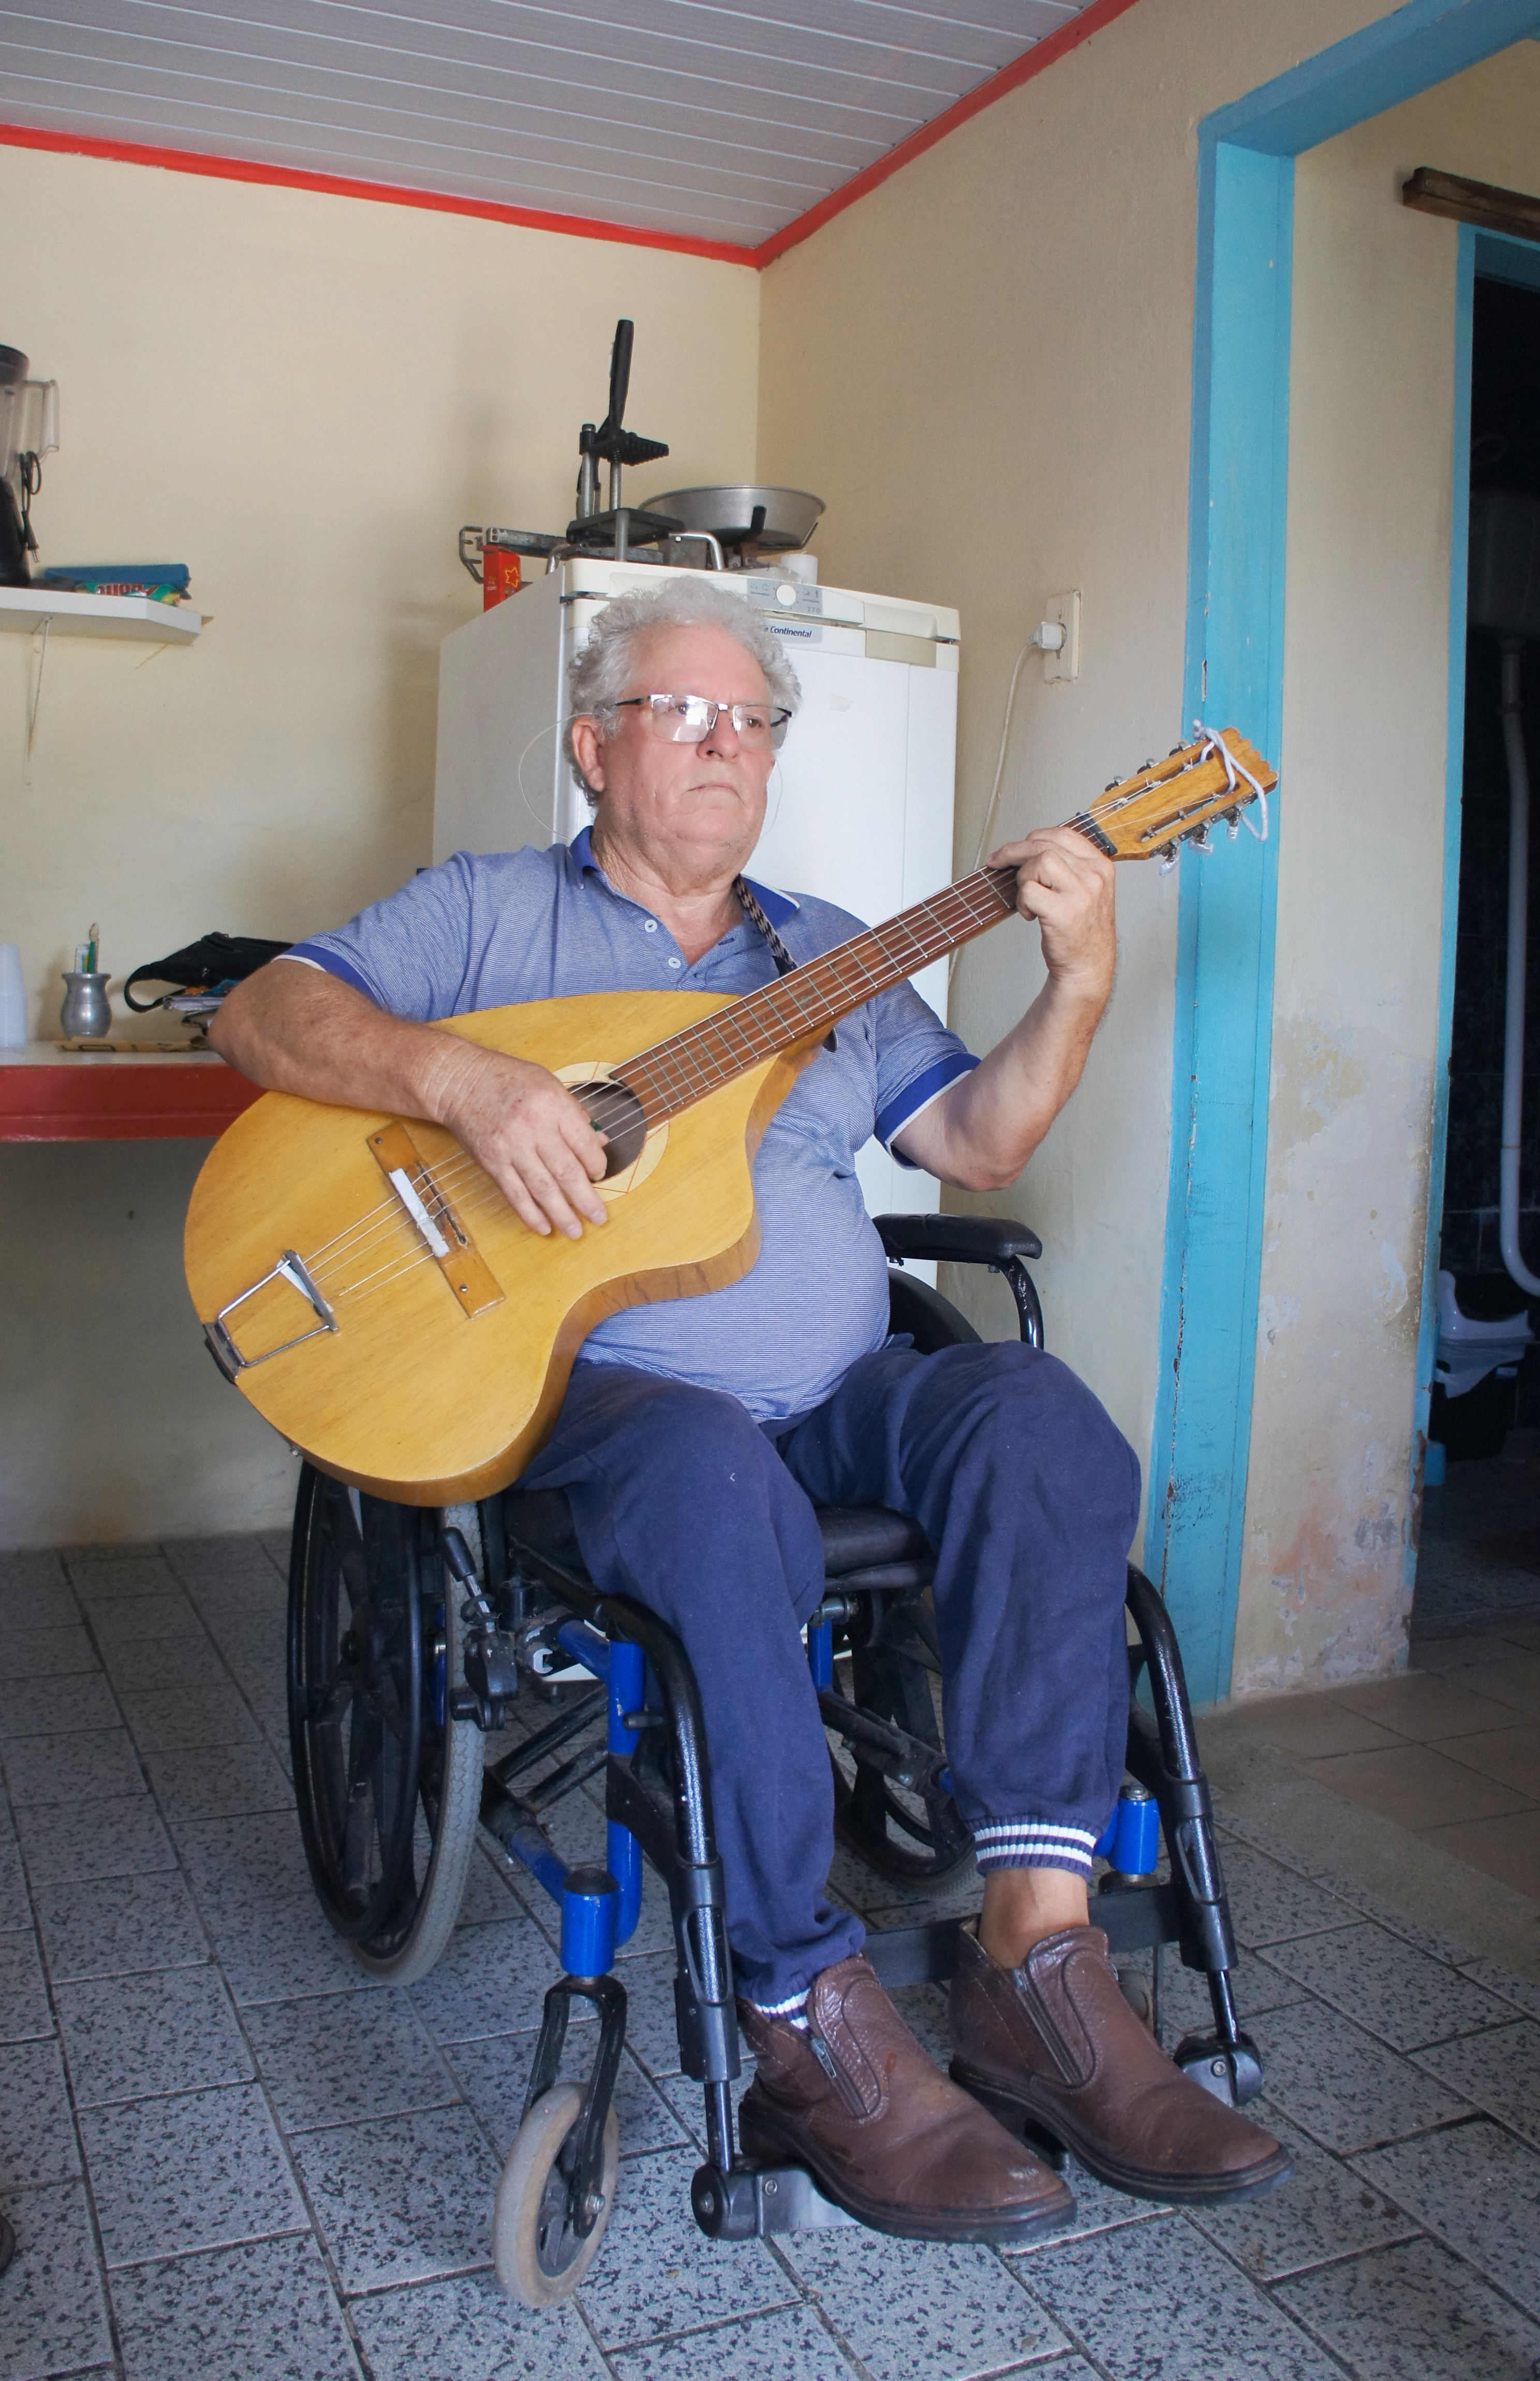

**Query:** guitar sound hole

left=572, top=1079, right=648, bottom=1178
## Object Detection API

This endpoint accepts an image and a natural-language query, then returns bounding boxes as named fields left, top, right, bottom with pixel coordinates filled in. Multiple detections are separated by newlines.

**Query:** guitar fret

left=618, top=865, right=1025, bottom=1129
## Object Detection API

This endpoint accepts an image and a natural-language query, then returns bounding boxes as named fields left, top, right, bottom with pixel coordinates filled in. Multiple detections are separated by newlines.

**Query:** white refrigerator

left=432, top=558, right=961, bottom=1222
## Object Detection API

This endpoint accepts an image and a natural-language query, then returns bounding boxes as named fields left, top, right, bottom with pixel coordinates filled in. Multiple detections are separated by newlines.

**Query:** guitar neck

left=616, top=861, right=1021, bottom=1129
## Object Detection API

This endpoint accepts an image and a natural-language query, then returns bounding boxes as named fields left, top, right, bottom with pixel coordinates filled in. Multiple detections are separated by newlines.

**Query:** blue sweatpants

left=519, top=1341, right=1141, bottom=2010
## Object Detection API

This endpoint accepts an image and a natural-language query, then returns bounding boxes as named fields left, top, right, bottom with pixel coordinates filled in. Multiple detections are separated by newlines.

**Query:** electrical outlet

left=1042, top=590, right=1080, bottom=682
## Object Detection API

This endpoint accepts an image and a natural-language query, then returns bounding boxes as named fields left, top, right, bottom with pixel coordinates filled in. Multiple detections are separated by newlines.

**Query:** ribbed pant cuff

left=750, top=1988, right=811, bottom=2017
left=973, top=1821, right=1096, bottom=1877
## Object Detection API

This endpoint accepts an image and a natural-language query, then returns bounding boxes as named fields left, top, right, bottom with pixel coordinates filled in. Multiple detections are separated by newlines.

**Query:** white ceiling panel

left=0, top=0, right=1098, bottom=246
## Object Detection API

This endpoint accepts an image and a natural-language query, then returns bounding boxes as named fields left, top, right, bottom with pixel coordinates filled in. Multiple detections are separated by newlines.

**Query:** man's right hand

left=432, top=1045, right=610, bottom=1240
left=210, top=962, right=611, bottom=1241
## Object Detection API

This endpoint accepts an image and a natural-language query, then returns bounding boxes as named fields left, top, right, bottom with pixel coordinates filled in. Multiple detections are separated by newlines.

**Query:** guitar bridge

left=368, top=1122, right=505, bottom=1318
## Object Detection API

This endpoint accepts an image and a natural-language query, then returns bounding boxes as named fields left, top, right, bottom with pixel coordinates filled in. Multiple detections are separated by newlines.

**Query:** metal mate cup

left=60, top=969, right=111, bottom=1039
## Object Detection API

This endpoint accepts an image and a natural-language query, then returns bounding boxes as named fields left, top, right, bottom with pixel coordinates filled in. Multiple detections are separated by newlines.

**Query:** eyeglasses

left=609, top=693, right=792, bottom=751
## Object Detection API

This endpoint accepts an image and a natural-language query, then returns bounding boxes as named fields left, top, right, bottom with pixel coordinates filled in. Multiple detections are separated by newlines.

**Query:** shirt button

left=643, top=919, right=658, bottom=933
left=667, top=956, right=682, bottom=969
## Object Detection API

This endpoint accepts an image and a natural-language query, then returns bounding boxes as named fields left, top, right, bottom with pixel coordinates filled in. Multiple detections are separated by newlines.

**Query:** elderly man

left=213, top=578, right=1286, bottom=2241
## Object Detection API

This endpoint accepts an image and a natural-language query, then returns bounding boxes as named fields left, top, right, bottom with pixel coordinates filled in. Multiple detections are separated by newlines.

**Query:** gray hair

left=563, top=576, right=801, bottom=798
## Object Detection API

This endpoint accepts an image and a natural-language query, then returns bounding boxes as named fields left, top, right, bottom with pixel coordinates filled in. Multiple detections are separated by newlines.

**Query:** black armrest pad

left=875, top=1213, right=1042, bottom=1266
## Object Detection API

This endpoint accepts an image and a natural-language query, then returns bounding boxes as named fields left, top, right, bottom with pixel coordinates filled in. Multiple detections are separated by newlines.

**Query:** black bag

left=124, top=931, right=293, bottom=1012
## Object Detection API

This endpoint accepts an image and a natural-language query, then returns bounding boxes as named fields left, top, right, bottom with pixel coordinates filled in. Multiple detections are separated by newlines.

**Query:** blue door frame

left=1148, top=0, right=1540, bottom=1706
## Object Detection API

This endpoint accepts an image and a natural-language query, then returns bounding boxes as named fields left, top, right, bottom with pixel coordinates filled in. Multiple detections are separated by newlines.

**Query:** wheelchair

left=285, top=1213, right=1263, bottom=2306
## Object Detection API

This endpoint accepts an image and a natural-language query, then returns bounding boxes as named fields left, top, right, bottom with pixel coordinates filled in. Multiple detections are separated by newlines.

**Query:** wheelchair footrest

left=691, top=2162, right=858, bottom=2240
left=1174, top=2030, right=1264, bottom=2107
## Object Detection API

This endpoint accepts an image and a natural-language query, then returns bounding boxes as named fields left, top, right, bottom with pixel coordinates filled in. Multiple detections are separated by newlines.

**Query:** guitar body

left=184, top=991, right=815, bottom=1505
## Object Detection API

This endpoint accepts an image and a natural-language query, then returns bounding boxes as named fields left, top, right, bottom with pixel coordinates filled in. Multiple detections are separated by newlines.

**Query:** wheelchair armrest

left=875, top=1214, right=1043, bottom=1268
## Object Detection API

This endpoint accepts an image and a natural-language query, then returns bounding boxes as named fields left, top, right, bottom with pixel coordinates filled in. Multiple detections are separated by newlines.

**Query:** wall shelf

left=0, top=586, right=203, bottom=643
left=0, top=1047, right=259, bottom=1140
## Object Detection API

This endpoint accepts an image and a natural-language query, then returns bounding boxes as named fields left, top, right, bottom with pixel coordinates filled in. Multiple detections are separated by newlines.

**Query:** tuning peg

left=1187, top=828, right=1214, bottom=855
left=1159, top=844, right=1179, bottom=873
left=1224, top=807, right=1241, bottom=840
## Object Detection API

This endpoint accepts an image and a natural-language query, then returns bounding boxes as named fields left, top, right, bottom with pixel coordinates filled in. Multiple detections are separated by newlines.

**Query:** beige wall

left=1232, top=46, right=1540, bottom=1694
left=0, top=145, right=757, bottom=1546
left=754, top=0, right=1410, bottom=1532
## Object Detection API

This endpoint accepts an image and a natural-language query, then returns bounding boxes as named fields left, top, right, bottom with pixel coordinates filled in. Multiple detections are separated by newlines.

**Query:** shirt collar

left=569, top=826, right=799, bottom=927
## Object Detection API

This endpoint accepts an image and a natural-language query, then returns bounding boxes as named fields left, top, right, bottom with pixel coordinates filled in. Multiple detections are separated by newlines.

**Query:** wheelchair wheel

left=288, top=1466, right=484, bottom=1983
left=830, top=1603, right=973, bottom=1887
left=494, top=2083, right=619, bottom=2307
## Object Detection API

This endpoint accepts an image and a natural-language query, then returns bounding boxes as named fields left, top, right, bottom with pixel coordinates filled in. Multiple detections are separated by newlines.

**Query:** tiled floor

left=1224, top=1605, right=1540, bottom=1900
left=5, top=1535, right=1540, bottom=2380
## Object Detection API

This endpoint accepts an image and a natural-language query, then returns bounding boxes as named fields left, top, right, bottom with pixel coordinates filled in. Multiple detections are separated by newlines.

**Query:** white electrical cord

left=951, top=620, right=1064, bottom=984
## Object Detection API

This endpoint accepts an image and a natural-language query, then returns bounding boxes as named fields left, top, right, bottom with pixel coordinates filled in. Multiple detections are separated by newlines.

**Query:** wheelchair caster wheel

left=494, top=2082, right=619, bottom=2308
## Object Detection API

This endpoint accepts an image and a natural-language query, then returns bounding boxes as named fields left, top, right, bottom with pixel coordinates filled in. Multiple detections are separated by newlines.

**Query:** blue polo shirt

left=284, top=830, right=977, bottom=1421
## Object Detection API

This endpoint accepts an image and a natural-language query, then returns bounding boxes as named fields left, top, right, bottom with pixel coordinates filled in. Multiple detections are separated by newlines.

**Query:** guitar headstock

left=1069, top=728, right=1278, bottom=863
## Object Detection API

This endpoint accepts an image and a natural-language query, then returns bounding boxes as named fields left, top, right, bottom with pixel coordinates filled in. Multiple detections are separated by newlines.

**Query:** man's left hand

left=987, top=827, right=1117, bottom=1002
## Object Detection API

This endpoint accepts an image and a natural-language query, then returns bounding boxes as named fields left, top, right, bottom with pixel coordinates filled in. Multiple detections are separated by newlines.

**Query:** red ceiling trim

left=755, top=0, right=1148, bottom=266
left=0, top=3, right=1146, bottom=273
left=0, top=121, right=761, bottom=266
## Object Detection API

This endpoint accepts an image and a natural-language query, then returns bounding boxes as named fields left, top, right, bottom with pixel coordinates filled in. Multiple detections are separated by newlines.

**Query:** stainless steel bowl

left=646, top=484, right=824, bottom=553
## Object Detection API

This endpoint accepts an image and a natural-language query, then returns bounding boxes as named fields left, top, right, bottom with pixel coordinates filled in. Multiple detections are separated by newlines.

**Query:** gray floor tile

left=1261, top=1921, right=1514, bottom=2052
left=2, top=1727, right=147, bottom=1811
left=0, top=1814, right=28, bottom=1933
left=173, top=1806, right=310, bottom=1908
left=67, top=1552, right=179, bottom=1601
left=1207, top=1842, right=1361, bottom=1949
left=1302, top=1884, right=1477, bottom=1974
left=1458, top=1958, right=1540, bottom=2020
left=0, top=1559, right=78, bottom=1630
left=0, top=2179, right=113, bottom=2381
left=0, top=2037, right=81, bottom=2188
left=1022, top=2210, right=1341, bottom=2378
left=205, top=1892, right=381, bottom=2006
left=1149, top=1948, right=1311, bottom=2039
left=0, top=1928, right=54, bottom=2041
left=782, top=2231, right=1068, bottom=2381
left=1184, top=2100, right=1415, bottom=2281
left=349, top=2271, right=608, bottom=2380
left=573, top=2147, right=797, bottom=2350
left=244, top=1986, right=460, bottom=2133
left=1274, top=2232, right=1540, bottom=2380
left=0, top=1671, right=120, bottom=1740
left=143, top=1741, right=292, bottom=1823
left=409, top=1915, right=563, bottom=2046
left=116, top=1680, right=260, bottom=1752
left=14, top=1794, right=175, bottom=1886
left=455, top=1847, right=530, bottom=1930
left=610, top=1950, right=689, bottom=2078
left=611, top=2303, right=857, bottom=2381
left=0, top=1624, right=98, bottom=1684
left=57, top=1962, right=253, bottom=2105
left=82, top=2080, right=307, bottom=2267
left=164, top=1534, right=287, bottom=1601
left=35, top=1870, right=209, bottom=1983
left=1248, top=1999, right=1471, bottom=2155
left=110, top=2230, right=363, bottom=2381
left=448, top=2033, right=688, bottom=2164
left=86, top=1592, right=201, bottom=1646
left=288, top=2101, right=498, bottom=2292
left=1414, top=2019, right=1540, bottom=2149
left=1353, top=2119, right=1540, bottom=2318
left=100, top=1634, right=231, bottom=1693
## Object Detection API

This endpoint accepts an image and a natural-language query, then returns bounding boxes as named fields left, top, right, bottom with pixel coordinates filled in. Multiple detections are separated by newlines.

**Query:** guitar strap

left=733, top=875, right=837, bottom=1052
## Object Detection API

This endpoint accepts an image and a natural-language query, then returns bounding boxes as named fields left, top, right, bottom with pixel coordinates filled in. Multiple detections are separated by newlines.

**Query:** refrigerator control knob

left=775, top=583, right=798, bottom=607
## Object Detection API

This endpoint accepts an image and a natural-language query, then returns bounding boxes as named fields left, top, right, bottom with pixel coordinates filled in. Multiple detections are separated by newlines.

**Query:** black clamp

left=442, top=1525, right=520, bottom=1729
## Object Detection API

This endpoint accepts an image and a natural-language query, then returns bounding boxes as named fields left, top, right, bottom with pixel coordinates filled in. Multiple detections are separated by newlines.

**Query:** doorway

left=1417, top=268, right=1540, bottom=1637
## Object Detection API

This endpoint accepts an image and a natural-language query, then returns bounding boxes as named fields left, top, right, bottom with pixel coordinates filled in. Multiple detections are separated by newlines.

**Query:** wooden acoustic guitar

left=184, top=728, right=1275, bottom=1502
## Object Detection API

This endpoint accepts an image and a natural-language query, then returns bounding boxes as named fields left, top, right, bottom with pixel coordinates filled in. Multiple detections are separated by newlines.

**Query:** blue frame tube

left=606, top=1640, right=646, bottom=1945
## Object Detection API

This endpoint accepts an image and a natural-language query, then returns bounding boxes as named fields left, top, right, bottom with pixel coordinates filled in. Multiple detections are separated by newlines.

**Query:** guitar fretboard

left=615, top=863, right=1019, bottom=1127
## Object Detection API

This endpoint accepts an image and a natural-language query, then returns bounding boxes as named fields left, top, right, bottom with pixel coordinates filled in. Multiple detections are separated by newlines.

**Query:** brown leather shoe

left=737, top=1953, right=1074, bottom=2244
left=949, top=1922, right=1292, bottom=2206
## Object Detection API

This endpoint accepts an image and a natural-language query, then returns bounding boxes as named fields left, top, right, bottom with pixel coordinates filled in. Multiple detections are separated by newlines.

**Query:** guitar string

left=304, top=870, right=1026, bottom=1294
left=293, top=743, right=1254, bottom=1289
left=298, top=873, right=1012, bottom=1286
left=314, top=884, right=1020, bottom=1304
